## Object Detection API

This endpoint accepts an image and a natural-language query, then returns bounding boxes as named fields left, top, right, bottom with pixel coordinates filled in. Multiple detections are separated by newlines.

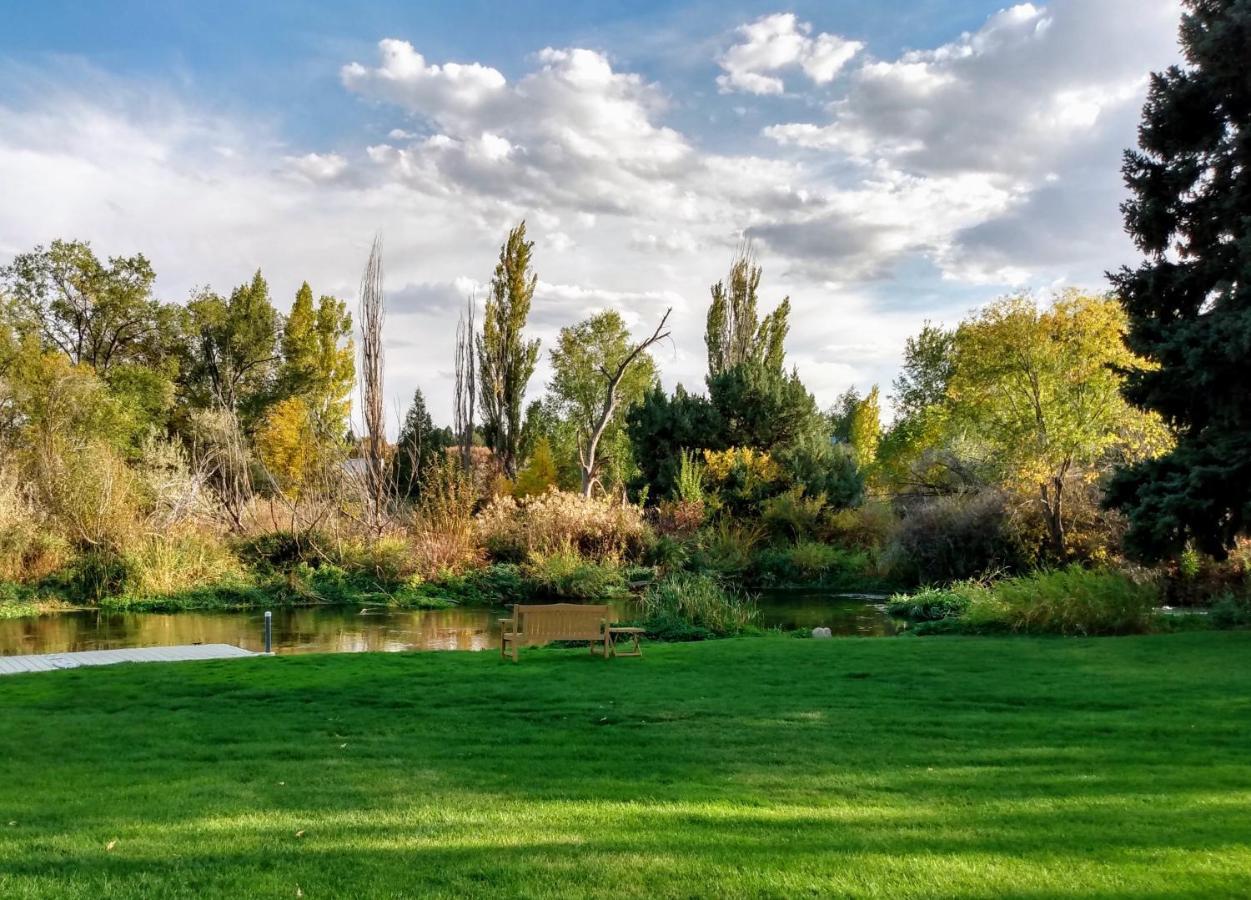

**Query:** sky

left=0, top=0, right=1185, bottom=428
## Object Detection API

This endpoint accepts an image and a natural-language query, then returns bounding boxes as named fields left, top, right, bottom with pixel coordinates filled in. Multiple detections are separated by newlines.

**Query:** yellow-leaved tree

left=947, top=291, right=1170, bottom=558
left=255, top=396, right=318, bottom=497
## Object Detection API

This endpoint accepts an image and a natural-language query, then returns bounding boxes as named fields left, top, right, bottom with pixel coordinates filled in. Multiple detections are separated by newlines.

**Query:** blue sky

left=0, top=1, right=1184, bottom=423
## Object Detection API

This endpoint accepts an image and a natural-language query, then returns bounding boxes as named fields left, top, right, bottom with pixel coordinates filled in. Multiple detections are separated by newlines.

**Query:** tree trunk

left=577, top=309, right=672, bottom=498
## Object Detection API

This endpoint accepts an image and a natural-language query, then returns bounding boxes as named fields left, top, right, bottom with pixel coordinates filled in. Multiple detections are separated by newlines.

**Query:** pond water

left=0, top=592, right=896, bottom=657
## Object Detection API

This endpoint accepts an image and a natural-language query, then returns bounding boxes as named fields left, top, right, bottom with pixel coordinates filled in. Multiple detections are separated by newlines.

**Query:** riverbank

left=1, top=633, right=1248, bottom=897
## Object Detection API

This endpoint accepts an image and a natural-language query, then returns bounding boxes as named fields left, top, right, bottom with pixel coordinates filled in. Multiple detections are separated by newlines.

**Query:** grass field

left=1, top=633, right=1250, bottom=897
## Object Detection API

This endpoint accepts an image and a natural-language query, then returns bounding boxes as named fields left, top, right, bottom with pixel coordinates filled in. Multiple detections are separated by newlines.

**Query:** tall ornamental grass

left=477, top=490, right=648, bottom=562
left=639, top=572, right=759, bottom=638
left=965, top=566, right=1159, bottom=635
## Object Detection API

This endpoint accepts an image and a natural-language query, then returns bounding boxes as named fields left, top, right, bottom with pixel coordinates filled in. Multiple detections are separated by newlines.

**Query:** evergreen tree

left=393, top=387, right=448, bottom=500
left=626, top=385, right=724, bottom=499
left=707, top=361, right=822, bottom=452
left=1106, top=0, right=1251, bottom=560
left=478, top=222, right=540, bottom=479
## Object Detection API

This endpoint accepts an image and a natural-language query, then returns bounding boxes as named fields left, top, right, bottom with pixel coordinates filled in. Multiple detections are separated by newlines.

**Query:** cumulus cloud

left=716, top=13, right=863, bottom=95
left=0, top=2, right=1185, bottom=423
left=761, top=0, right=1181, bottom=283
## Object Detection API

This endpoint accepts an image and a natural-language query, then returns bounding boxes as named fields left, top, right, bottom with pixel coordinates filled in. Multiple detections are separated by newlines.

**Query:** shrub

left=887, top=581, right=986, bottom=621
left=884, top=490, right=1030, bottom=585
left=760, top=488, right=825, bottom=541
left=68, top=549, right=136, bottom=602
left=702, top=447, right=784, bottom=516
left=476, top=490, right=648, bottom=563
left=644, top=533, right=690, bottom=572
left=235, top=530, right=330, bottom=571
left=963, top=566, right=1159, bottom=636
left=1210, top=593, right=1251, bottom=629
left=638, top=572, right=759, bottom=639
left=673, top=449, right=706, bottom=504
left=753, top=541, right=871, bottom=586
left=420, top=563, right=533, bottom=607
left=655, top=499, right=705, bottom=537
left=1161, top=540, right=1251, bottom=606
left=127, top=530, right=247, bottom=597
left=522, top=550, right=627, bottom=601
left=692, top=520, right=766, bottom=577
left=826, top=501, right=895, bottom=552
left=0, top=581, right=49, bottom=618
left=0, top=467, right=71, bottom=582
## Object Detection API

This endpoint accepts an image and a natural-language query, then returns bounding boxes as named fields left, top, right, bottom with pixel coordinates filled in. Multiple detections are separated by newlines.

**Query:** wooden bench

left=499, top=604, right=613, bottom=662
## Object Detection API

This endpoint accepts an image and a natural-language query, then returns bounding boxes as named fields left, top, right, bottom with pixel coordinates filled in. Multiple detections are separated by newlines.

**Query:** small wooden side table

left=608, top=626, right=645, bottom=658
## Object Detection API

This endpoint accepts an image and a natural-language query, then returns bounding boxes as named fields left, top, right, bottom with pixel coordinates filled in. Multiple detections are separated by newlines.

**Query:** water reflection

left=0, top=592, right=895, bottom=656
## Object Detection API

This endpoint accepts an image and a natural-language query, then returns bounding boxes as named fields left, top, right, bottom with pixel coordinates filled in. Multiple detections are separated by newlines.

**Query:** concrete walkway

left=0, top=644, right=257, bottom=676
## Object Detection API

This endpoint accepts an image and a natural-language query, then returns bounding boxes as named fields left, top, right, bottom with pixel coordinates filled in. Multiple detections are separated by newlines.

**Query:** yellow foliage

left=702, top=447, right=782, bottom=485
left=255, top=397, right=317, bottom=496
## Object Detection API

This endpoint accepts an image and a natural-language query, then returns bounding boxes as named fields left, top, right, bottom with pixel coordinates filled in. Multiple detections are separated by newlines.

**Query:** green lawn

left=1, top=634, right=1250, bottom=898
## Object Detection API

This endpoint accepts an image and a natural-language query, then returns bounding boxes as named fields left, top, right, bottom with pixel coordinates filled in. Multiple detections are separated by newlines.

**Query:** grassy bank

left=2, top=634, right=1250, bottom=897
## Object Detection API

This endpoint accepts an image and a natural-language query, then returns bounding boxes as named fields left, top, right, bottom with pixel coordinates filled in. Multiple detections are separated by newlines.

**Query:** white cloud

left=0, top=1, right=1184, bottom=424
left=286, top=151, right=348, bottom=182
left=340, top=39, right=506, bottom=125
left=716, top=13, right=863, bottom=95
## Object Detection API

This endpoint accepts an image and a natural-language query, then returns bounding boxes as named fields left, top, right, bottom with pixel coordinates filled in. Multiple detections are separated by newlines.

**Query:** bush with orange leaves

left=476, top=489, right=649, bottom=563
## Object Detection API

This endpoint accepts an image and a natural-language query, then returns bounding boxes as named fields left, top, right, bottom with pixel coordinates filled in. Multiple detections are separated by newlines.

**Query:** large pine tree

left=1106, top=0, right=1251, bottom=560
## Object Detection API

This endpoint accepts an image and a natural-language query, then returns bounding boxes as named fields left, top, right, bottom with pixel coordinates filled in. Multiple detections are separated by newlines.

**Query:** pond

left=0, top=592, right=897, bottom=657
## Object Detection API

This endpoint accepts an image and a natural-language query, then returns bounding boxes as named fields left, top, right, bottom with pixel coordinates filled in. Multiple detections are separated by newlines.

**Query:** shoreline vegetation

left=1, top=182, right=1249, bottom=641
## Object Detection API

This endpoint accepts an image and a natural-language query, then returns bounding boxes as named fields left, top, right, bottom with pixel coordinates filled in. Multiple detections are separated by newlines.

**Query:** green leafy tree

left=549, top=309, right=666, bottom=496
left=706, top=249, right=790, bottom=377
left=892, top=323, right=956, bottom=420
left=877, top=324, right=966, bottom=496
left=181, top=271, right=280, bottom=426
left=1, top=239, right=177, bottom=377
left=277, top=281, right=354, bottom=432
left=949, top=292, right=1168, bottom=558
left=478, top=222, right=540, bottom=479
left=1106, top=0, right=1251, bottom=560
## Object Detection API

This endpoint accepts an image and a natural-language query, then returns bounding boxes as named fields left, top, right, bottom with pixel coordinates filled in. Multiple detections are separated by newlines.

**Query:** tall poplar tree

left=1106, top=0, right=1251, bottom=560
left=705, top=247, right=790, bottom=378
left=478, top=222, right=540, bottom=478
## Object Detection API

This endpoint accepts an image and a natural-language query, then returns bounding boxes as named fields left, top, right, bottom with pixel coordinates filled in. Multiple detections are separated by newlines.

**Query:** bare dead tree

left=453, top=293, right=477, bottom=472
left=578, top=308, right=672, bottom=498
left=358, top=234, right=390, bottom=535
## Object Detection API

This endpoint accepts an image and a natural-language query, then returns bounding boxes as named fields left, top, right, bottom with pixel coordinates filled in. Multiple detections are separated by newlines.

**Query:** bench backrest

left=513, top=604, right=613, bottom=644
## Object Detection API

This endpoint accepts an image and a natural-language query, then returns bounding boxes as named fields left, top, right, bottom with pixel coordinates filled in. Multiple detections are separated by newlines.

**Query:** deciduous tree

left=478, top=222, right=540, bottom=479
left=948, top=292, right=1168, bottom=558
left=705, top=246, right=790, bottom=377
left=549, top=309, right=667, bottom=496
